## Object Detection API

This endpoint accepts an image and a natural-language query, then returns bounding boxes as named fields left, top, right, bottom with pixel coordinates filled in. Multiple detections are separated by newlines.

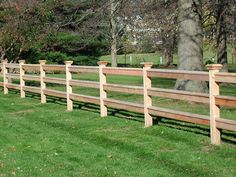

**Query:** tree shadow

left=6, top=89, right=236, bottom=145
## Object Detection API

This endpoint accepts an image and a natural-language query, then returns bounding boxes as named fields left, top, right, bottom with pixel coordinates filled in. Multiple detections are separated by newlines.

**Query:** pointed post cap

left=39, top=60, right=47, bottom=64
left=64, top=61, right=73, bottom=65
left=19, top=60, right=25, bottom=64
left=141, top=62, right=153, bottom=68
left=97, top=61, right=109, bottom=66
left=206, top=64, right=223, bottom=71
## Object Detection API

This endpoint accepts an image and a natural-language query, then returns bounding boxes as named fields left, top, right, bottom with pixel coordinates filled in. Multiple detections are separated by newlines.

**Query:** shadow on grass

left=7, top=89, right=236, bottom=145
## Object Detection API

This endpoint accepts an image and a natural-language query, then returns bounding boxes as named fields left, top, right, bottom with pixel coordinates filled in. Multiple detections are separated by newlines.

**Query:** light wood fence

left=0, top=59, right=236, bottom=145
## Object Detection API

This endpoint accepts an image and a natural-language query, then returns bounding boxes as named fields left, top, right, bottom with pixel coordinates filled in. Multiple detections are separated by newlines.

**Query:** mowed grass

left=99, top=46, right=236, bottom=67
left=0, top=92, right=236, bottom=177
left=4, top=71, right=236, bottom=122
left=40, top=73, right=236, bottom=121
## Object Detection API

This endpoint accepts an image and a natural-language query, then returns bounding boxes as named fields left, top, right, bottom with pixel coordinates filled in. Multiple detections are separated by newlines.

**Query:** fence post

left=19, top=60, right=25, bottom=98
left=207, top=64, right=223, bottom=145
left=65, top=61, right=73, bottom=111
left=141, top=62, right=153, bottom=127
left=39, top=60, right=46, bottom=103
left=2, top=59, right=8, bottom=94
left=97, top=61, right=108, bottom=117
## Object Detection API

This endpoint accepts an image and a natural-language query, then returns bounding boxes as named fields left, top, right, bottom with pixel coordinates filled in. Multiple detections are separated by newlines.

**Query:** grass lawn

left=0, top=92, right=236, bottom=177
left=99, top=46, right=236, bottom=67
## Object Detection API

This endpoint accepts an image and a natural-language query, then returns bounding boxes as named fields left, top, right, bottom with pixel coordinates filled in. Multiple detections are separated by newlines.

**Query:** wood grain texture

left=43, top=77, right=66, bottom=85
left=215, top=95, right=236, bottom=108
left=148, top=106, right=210, bottom=125
left=22, top=75, right=41, bottom=82
left=23, top=86, right=41, bottom=94
left=104, top=98, right=144, bottom=114
left=215, top=72, right=236, bottom=84
left=216, top=118, right=236, bottom=132
left=43, top=89, right=67, bottom=98
left=69, top=80, right=99, bottom=89
left=104, top=84, right=143, bottom=94
left=148, top=88, right=209, bottom=104
left=70, top=93, right=100, bottom=105
left=103, top=67, right=143, bottom=76
left=69, top=66, right=99, bottom=73
left=148, top=69, right=209, bottom=81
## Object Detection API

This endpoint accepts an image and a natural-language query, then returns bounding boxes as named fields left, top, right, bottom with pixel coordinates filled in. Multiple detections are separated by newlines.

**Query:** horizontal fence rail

left=69, top=66, right=99, bottom=73
left=147, top=69, right=209, bottom=81
left=0, top=60, right=236, bottom=145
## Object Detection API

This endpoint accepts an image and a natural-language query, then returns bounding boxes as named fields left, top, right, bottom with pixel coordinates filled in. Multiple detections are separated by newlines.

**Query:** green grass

left=0, top=92, right=236, bottom=177
left=5, top=72, right=236, bottom=122
left=39, top=73, right=236, bottom=121
left=99, top=47, right=236, bottom=68
left=100, top=53, right=178, bottom=65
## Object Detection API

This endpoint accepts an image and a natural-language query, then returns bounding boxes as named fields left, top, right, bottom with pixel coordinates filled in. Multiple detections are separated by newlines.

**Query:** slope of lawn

left=0, top=92, right=236, bottom=177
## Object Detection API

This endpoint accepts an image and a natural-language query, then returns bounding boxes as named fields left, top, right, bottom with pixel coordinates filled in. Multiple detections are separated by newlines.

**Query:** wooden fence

left=0, top=59, right=236, bottom=145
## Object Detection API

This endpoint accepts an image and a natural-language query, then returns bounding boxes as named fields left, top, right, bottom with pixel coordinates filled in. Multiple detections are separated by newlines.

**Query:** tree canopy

left=0, top=0, right=235, bottom=72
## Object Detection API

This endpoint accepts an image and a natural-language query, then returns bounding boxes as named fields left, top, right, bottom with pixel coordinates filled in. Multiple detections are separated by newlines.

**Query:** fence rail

left=0, top=59, right=236, bottom=145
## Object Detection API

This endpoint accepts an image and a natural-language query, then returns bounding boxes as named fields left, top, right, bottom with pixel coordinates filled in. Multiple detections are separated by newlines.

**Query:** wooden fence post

left=207, top=64, right=223, bottom=145
left=65, top=61, right=73, bottom=111
left=2, top=59, right=8, bottom=94
left=97, top=61, right=108, bottom=117
left=39, top=60, right=46, bottom=103
left=19, top=60, right=25, bottom=98
left=141, top=62, right=153, bottom=127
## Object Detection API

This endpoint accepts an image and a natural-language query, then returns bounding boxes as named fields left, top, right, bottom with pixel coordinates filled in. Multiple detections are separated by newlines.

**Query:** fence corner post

left=2, top=59, right=8, bottom=94
left=206, top=64, right=223, bottom=145
left=19, top=60, right=25, bottom=98
left=97, top=61, right=108, bottom=117
left=65, top=61, right=73, bottom=111
left=39, top=60, right=47, bottom=103
left=141, top=62, right=153, bottom=128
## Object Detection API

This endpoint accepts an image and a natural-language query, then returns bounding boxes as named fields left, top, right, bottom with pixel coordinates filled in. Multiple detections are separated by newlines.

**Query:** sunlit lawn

left=0, top=92, right=236, bottom=177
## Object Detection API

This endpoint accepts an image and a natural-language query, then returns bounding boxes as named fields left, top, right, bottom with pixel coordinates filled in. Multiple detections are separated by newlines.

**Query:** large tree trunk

left=216, top=1, right=228, bottom=71
left=110, top=0, right=117, bottom=67
left=175, top=0, right=208, bottom=93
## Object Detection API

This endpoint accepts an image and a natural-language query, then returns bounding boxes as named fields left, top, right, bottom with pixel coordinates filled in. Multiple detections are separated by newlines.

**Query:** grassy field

left=1, top=59, right=236, bottom=176
left=0, top=92, right=236, bottom=177
left=99, top=47, right=236, bottom=67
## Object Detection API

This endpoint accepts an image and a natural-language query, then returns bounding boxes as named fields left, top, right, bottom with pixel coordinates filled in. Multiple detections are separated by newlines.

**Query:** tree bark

left=164, top=35, right=175, bottom=67
left=110, top=0, right=118, bottom=67
left=216, top=1, right=228, bottom=71
left=164, top=48, right=173, bottom=67
left=175, top=0, right=208, bottom=93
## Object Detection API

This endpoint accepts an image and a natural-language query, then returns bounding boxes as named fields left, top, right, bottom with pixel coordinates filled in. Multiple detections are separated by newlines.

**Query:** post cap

left=141, top=62, right=153, bottom=68
left=97, top=61, right=109, bottom=66
left=64, top=61, right=73, bottom=65
left=206, top=64, right=223, bottom=71
left=19, top=60, right=25, bottom=64
left=1, top=59, right=8, bottom=64
left=39, top=60, right=47, bottom=64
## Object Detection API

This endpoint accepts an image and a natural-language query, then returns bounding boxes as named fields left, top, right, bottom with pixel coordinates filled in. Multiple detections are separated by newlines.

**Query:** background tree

left=215, top=0, right=228, bottom=71
left=175, top=0, right=208, bottom=92
left=0, top=0, right=50, bottom=62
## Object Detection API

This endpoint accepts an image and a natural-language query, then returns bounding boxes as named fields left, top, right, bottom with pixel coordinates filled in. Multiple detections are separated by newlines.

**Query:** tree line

left=0, top=0, right=236, bottom=92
